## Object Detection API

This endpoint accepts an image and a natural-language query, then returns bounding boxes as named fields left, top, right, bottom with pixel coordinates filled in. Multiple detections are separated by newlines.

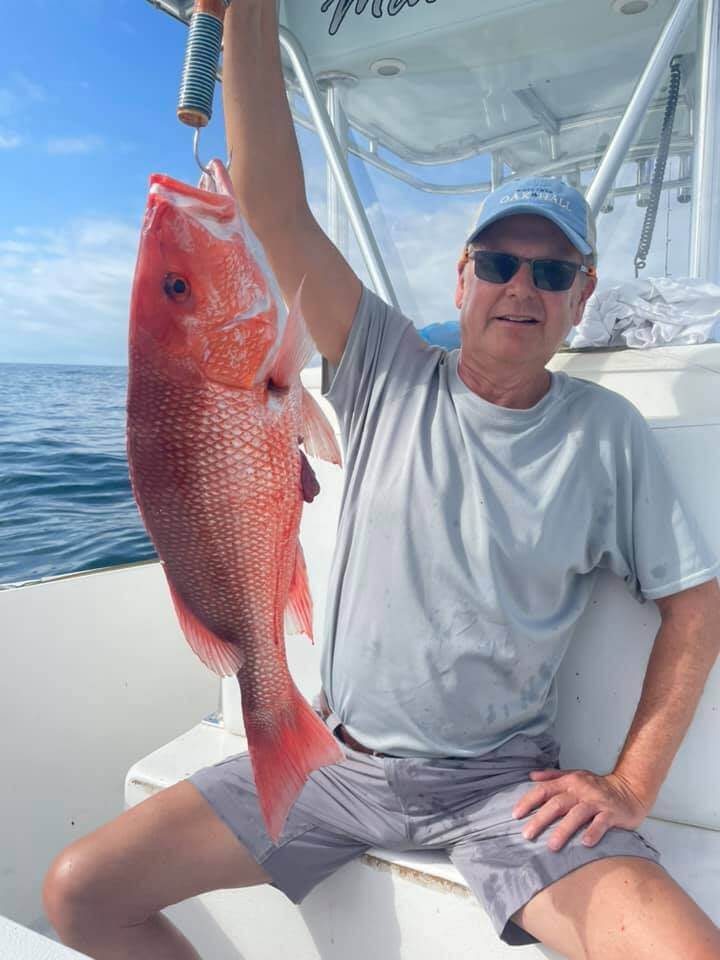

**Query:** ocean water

left=0, top=363, right=156, bottom=586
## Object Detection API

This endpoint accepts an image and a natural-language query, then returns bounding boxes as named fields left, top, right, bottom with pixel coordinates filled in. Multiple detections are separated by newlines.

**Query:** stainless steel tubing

left=313, top=93, right=691, bottom=169
left=294, top=103, right=691, bottom=198
left=325, top=84, right=351, bottom=258
left=291, top=108, right=492, bottom=194
left=519, top=137, right=693, bottom=180
left=689, top=0, right=720, bottom=281
left=323, top=83, right=351, bottom=394
left=586, top=0, right=698, bottom=217
left=279, top=27, right=399, bottom=308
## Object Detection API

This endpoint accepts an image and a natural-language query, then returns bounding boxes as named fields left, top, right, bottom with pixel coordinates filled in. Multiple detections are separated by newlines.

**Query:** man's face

left=455, top=214, right=596, bottom=371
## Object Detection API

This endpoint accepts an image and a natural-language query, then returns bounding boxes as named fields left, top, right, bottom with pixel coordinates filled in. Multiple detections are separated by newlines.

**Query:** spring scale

left=176, top=0, right=232, bottom=173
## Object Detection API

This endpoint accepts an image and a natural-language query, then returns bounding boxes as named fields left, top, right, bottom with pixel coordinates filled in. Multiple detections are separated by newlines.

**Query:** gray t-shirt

left=320, top=286, right=720, bottom=758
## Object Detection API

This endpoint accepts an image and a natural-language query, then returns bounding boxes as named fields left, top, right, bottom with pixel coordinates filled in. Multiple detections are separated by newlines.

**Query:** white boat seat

left=0, top=915, right=91, bottom=959
left=126, top=721, right=720, bottom=960
left=552, top=568, right=720, bottom=833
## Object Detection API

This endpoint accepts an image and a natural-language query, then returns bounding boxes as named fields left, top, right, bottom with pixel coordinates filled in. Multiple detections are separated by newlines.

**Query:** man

left=42, top=2, right=720, bottom=958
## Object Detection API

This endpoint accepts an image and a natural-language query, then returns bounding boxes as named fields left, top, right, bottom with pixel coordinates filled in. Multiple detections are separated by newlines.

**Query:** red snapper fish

left=127, top=159, right=343, bottom=842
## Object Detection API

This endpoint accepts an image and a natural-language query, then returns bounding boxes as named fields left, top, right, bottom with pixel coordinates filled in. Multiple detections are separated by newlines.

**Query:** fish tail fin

left=243, top=685, right=344, bottom=843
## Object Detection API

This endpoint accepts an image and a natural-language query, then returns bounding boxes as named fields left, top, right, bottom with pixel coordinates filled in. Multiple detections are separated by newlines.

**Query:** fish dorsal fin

left=284, top=542, right=313, bottom=641
left=269, top=280, right=316, bottom=389
left=301, top=389, right=342, bottom=465
left=165, top=572, right=244, bottom=677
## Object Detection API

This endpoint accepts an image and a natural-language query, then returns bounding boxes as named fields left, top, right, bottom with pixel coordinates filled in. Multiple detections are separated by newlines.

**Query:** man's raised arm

left=223, top=0, right=362, bottom=366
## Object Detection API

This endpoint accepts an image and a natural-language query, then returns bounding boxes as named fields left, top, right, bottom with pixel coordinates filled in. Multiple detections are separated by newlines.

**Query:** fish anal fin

left=301, top=389, right=342, bottom=465
left=165, top=573, right=243, bottom=677
left=243, top=685, right=344, bottom=843
left=284, top=543, right=313, bottom=641
left=269, top=279, right=316, bottom=389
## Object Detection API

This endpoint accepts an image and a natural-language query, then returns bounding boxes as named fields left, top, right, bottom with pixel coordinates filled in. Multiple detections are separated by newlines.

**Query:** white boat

left=2, top=0, right=719, bottom=957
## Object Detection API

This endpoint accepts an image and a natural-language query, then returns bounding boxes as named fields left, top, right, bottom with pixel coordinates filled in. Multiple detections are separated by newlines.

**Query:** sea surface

left=0, top=363, right=156, bottom=586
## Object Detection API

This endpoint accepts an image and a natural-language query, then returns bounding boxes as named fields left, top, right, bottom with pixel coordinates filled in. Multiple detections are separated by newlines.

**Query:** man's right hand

left=223, top=0, right=362, bottom=367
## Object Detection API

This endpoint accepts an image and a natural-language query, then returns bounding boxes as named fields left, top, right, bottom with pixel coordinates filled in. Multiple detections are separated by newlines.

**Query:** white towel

left=571, top=277, right=720, bottom=349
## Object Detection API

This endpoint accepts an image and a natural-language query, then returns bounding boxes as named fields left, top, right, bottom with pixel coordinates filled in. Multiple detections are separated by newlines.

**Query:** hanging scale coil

left=177, top=0, right=232, bottom=172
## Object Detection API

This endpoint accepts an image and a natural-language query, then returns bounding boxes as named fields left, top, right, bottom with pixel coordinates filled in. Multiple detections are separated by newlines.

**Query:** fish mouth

left=149, top=174, right=237, bottom=225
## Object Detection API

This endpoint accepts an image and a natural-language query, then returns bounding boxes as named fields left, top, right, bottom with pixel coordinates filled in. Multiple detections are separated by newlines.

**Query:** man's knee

left=513, top=856, right=720, bottom=960
left=42, top=844, right=113, bottom=935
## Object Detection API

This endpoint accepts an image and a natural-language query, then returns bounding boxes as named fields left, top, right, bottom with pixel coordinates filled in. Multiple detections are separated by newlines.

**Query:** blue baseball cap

left=467, top=176, right=598, bottom=265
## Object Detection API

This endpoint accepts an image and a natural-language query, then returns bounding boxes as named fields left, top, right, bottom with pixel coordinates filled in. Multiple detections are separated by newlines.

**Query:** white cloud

left=0, top=127, right=329, bottom=365
left=338, top=157, right=476, bottom=326
left=47, top=135, right=105, bottom=155
left=0, top=74, right=44, bottom=152
left=0, top=240, right=36, bottom=254
left=0, top=72, right=46, bottom=117
left=0, top=218, right=139, bottom=364
left=0, top=130, right=22, bottom=149
left=295, top=115, right=468, bottom=325
left=362, top=196, right=470, bottom=326
left=11, top=73, right=46, bottom=104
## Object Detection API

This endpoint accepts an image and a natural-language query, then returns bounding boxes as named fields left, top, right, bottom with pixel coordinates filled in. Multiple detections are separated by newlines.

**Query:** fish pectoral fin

left=165, top=573, right=244, bottom=677
left=268, top=279, right=316, bottom=388
left=301, top=388, right=342, bottom=465
left=284, top=543, right=313, bottom=642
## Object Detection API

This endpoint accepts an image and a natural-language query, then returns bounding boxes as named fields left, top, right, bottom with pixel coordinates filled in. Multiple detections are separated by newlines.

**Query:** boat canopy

left=149, top=0, right=720, bottom=299
left=281, top=0, right=696, bottom=177
left=156, top=1, right=696, bottom=182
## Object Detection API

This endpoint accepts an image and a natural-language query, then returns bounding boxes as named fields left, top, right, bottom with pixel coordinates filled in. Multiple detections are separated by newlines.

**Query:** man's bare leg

left=511, top=856, right=720, bottom=960
left=42, top=780, right=271, bottom=960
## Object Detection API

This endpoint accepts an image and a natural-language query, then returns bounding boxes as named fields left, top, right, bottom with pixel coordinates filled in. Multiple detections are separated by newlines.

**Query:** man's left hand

left=511, top=768, right=651, bottom=852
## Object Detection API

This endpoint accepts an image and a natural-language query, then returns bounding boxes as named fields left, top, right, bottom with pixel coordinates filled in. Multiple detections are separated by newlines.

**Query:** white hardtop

left=279, top=0, right=694, bottom=167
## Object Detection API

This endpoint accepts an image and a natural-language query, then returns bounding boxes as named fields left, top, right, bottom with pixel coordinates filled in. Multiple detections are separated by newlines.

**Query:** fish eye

left=163, top=273, right=191, bottom=302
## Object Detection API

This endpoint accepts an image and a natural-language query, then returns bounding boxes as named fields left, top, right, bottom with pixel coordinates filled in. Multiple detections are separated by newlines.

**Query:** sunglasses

left=467, top=250, right=595, bottom=292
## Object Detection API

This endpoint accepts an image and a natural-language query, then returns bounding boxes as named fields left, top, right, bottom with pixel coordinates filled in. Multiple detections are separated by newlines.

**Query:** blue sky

left=1, top=1, right=232, bottom=364
left=1, top=1, right=230, bottom=229
left=0, top=1, right=708, bottom=365
left=0, top=0, right=469, bottom=365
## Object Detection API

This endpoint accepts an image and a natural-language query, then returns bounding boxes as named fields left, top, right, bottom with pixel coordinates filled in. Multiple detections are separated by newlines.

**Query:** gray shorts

left=187, top=713, right=662, bottom=947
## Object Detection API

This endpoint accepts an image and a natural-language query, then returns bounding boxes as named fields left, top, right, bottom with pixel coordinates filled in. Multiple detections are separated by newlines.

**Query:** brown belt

left=319, top=690, right=387, bottom=757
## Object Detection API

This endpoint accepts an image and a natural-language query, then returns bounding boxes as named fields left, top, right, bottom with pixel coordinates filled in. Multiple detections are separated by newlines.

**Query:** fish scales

left=129, top=364, right=294, bottom=650
left=127, top=159, right=343, bottom=842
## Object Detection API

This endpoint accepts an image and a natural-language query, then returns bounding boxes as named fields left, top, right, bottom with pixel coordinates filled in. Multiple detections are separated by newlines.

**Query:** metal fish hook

left=193, top=127, right=210, bottom=175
